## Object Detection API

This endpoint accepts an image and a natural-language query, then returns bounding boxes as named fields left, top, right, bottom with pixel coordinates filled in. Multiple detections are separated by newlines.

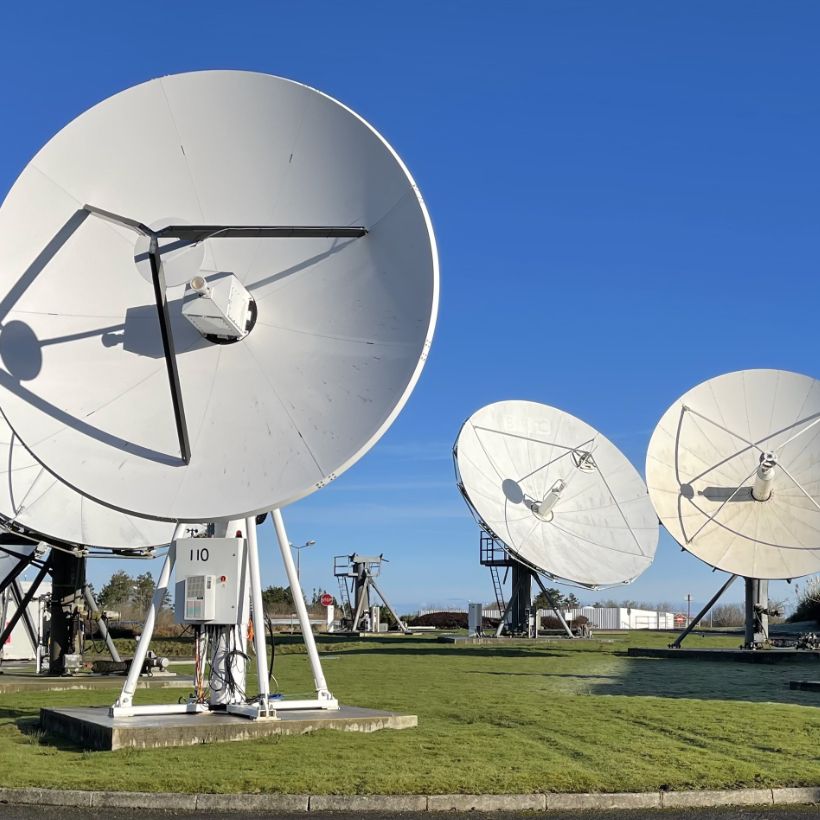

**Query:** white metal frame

left=111, top=511, right=338, bottom=720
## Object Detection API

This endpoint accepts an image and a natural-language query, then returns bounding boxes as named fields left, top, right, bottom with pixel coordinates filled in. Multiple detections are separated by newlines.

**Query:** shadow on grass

left=0, top=706, right=86, bottom=752
left=332, top=645, right=571, bottom=659
left=590, top=656, right=820, bottom=706
left=466, top=671, right=622, bottom=680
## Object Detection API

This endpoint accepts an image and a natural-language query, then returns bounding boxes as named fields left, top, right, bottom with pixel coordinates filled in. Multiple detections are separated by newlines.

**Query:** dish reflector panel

left=454, top=401, right=658, bottom=587
left=0, top=71, right=438, bottom=522
left=0, top=413, right=173, bottom=548
left=646, top=369, right=820, bottom=579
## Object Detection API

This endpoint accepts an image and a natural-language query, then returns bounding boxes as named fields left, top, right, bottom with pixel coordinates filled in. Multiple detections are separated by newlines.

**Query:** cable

left=266, top=615, right=279, bottom=694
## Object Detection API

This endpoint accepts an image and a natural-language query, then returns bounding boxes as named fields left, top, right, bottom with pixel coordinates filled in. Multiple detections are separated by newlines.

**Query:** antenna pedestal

left=744, top=578, right=770, bottom=648
left=505, top=563, right=533, bottom=636
left=333, top=553, right=409, bottom=635
left=49, top=549, right=86, bottom=675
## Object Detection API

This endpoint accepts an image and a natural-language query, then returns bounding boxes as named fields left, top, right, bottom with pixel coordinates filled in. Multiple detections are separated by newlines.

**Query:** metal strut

left=0, top=556, right=51, bottom=649
left=363, top=576, right=409, bottom=634
left=82, top=583, right=121, bottom=663
left=148, top=235, right=191, bottom=465
left=9, top=581, right=39, bottom=653
left=533, top=574, right=574, bottom=638
left=670, top=574, right=738, bottom=648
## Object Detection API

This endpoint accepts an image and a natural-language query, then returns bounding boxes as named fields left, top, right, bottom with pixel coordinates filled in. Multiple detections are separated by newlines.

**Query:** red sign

left=320, top=593, right=333, bottom=607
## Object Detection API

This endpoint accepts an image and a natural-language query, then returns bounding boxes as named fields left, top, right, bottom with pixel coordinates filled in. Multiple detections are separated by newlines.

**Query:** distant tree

left=97, top=571, right=134, bottom=610
left=262, top=585, right=294, bottom=611
left=711, top=603, right=745, bottom=627
left=97, top=569, right=170, bottom=617
left=533, top=588, right=578, bottom=610
left=133, top=572, right=156, bottom=614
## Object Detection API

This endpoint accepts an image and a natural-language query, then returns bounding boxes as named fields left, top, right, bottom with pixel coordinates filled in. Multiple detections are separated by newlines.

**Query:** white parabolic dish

left=646, top=369, right=820, bottom=579
left=0, top=71, right=438, bottom=522
left=454, top=401, right=658, bottom=587
left=0, top=414, right=174, bottom=548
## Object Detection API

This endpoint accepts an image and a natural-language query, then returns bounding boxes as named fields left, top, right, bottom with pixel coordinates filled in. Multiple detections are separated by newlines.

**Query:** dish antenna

left=646, top=369, right=820, bottom=647
left=454, top=400, right=658, bottom=635
left=0, top=71, right=438, bottom=719
left=0, top=69, right=437, bottom=523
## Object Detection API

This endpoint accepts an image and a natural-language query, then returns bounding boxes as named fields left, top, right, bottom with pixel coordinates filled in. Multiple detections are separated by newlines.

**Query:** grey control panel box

left=174, top=537, right=246, bottom=625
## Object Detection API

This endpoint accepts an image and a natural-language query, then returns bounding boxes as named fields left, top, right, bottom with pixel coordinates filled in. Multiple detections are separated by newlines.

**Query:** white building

left=560, top=606, right=675, bottom=630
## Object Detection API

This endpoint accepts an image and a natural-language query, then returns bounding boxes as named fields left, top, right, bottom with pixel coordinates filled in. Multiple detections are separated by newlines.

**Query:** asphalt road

left=1, top=804, right=818, bottom=820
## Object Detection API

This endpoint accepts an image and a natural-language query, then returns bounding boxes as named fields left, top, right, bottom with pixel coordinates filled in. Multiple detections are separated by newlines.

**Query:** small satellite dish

left=454, top=400, right=658, bottom=587
left=0, top=71, right=438, bottom=522
left=0, top=413, right=173, bottom=549
left=646, top=369, right=820, bottom=579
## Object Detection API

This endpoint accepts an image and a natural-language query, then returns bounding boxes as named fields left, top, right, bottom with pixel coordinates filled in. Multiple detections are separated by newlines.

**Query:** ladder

left=336, top=575, right=353, bottom=620
left=488, top=563, right=506, bottom=617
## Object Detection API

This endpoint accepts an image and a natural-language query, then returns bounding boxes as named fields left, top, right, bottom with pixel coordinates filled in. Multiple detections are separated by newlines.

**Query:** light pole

left=290, top=539, right=316, bottom=582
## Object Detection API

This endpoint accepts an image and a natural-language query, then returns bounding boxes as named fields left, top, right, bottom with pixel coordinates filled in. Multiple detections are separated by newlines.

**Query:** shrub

left=406, top=612, right=467, bottom=629
left=710, top=603, right=745, bottom=627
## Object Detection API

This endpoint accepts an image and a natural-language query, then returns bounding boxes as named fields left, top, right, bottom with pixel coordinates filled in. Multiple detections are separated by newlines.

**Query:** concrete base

left=629, top=647, right=820, bottom=663
left=790, top=680, right=820, bottom=691
left=0, top=671, right=192, bottom=694
left=41, top=704, right=417, bottom=751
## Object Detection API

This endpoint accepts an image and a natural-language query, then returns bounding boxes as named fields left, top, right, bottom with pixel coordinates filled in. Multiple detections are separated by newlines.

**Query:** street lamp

left=290, top=539, right=316, bottom=582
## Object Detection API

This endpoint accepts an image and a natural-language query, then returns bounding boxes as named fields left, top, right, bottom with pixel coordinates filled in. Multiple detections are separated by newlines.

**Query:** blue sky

left=2, top=2, right=819, bottom=614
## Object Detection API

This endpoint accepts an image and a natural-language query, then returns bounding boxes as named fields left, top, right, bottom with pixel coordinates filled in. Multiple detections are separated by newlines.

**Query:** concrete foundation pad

left=0, top=672, right=192, bottom=694
left=40, top=704, right=417, bottom=750
left=628, top=647, right=820, bottom=663
left=790, top=679, right=820, bottom=691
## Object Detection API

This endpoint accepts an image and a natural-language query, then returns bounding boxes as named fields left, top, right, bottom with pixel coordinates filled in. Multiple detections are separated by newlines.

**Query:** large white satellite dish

left=0, top=414, right=173, bottom=549
left=0, top=70, right=438, bottom=522
left=454, top=400, right=658, bottom=588
left=646, top=369, right=820, bottom=580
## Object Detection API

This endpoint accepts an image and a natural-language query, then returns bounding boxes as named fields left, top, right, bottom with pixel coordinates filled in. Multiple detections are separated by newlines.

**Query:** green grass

left=1, top=631, right=818, bottom=795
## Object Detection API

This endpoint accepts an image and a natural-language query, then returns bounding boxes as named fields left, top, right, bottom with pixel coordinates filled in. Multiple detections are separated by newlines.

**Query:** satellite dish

left=454, top=400, right=658, bottom=587
left=0, top=71, right=438, bottom=522
left=646, top=369, right=820, bottom=579
left=0, top=413, right=173, bottom=549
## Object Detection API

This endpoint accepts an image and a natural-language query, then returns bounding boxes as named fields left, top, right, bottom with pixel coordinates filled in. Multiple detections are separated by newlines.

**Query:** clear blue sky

left=2, top=2, right=819, bottom=614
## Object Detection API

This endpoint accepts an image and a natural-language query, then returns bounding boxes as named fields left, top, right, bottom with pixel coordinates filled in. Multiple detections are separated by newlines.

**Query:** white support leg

left=111, top=526, right=183, bottom=715
left=271, top=508, right=338, bottom=709
left=243, top=516, right=274, bottom=717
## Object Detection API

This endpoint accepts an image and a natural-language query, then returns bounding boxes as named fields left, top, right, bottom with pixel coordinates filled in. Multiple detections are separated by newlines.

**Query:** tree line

left=95, top=570, right=333, bottom=618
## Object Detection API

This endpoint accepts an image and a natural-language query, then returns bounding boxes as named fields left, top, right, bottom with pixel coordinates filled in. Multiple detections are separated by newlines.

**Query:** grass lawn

left=0, top=630, right=818, bottom=795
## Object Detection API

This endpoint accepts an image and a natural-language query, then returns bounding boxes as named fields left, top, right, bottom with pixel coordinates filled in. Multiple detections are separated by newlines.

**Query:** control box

left=174, top=538, right=246, bottom=625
